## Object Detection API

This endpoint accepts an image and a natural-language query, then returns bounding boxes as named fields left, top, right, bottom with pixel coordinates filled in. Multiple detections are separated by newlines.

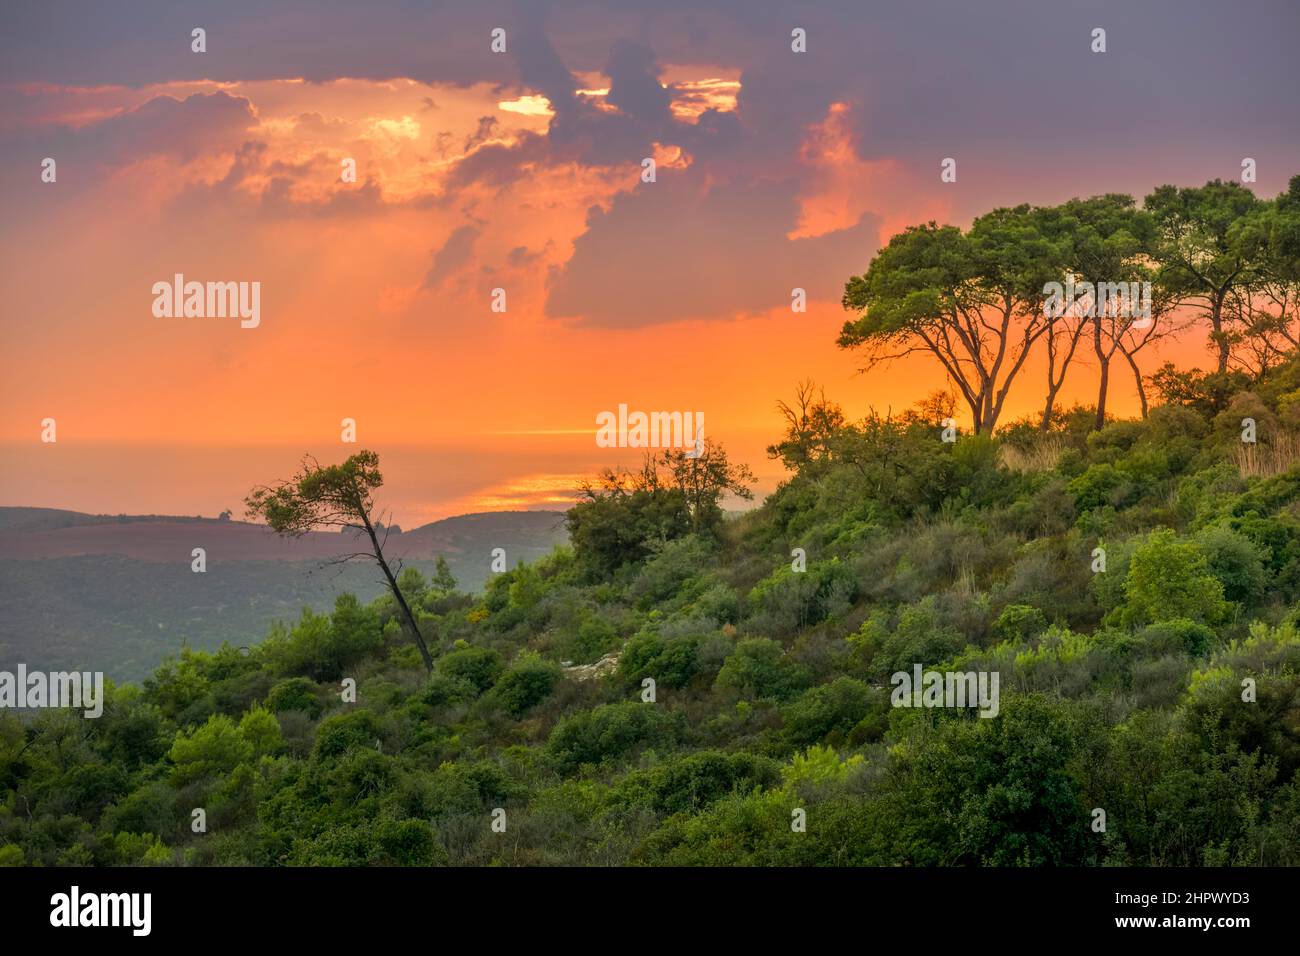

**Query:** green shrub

left=618, top=632, right=701, bottom=689
left=547, top=702, right=678, bottom=772
left=715, top=637, right=812, bottom=701
left=266, top=677, right=323, bottom=718
left=782, top=678, right=876, bottom=747
left=436, top=646, right=504, bottom=694
left=485, top=653, right=561, bottom=717
left=313, top=710, right=382, bottom=760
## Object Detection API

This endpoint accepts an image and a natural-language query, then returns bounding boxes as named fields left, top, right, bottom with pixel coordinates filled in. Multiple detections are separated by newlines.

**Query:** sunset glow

left=3, top=3, right=1296, bottom=526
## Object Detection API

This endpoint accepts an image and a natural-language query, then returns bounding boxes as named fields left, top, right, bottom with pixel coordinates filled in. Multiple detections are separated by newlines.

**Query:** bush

left=561, top=615, right=621, bottom=664
left=782, top=678, right=876, bottom=747
left=262, top=594, right=384, bottom=680
left=168, top=714, right=253, bottom=785
left=266, top=677, right=323, bottom=719
left=1197, top=524, right=1269, bottom=606
left=1134, top=619, right=1216, bottom=657
left=313, top=710, right=382, bottom=760
left=546, top=702, right=679, bottom=772
left=566, top=487, right=693, bottom=580
left=618, top=633, right=701, bottom=689
left=747, top=559, right=859, bottom=637
left=852, top=599, right=970, bottom=678
left=629, top=535, right=714, bottom=608
left=436, top=646, right=504, bottom=694
left=1119, top=529, right=1227, bottom=627
left=485, top=653, right=561, bottom=717
left=287, top=818, right=446, bottom=866
left=421, top=673, right=477, bottom=708
left=613, top=750, right=781, bottom=816
left=714, top=638, right=812, bottom=701
left=1068, top=463, right=1125, bottom=512
left=238, top=706, right=283, bottom=756
left=993, top=604, right=1049, bottom=643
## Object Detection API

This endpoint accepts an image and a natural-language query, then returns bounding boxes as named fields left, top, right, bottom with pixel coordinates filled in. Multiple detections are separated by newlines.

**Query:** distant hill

left=0, top=508, right=566, bottom=562
left=0, top=506, right=133, bottom=533
left=0, top=508, right=568, bottom=682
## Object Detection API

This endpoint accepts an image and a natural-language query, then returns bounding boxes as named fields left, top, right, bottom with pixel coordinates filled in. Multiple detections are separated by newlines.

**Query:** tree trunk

left=1093, top=321, right=1110, bottom=430
left=1040, top=323, right=1081, bottom=431
left=360, top=511, right=434, bottom=672
left=1122, top=345, right=1149, bottom=418
left=981, top=390, right=995, bottom=435
left=1212, top=292, right=1230, bottom=374
left=1040, top=384, right=1061, bottom=431
left=1040, top=338, right=1060, bottom=431
left=1094, top=361, right=1110, bottom=429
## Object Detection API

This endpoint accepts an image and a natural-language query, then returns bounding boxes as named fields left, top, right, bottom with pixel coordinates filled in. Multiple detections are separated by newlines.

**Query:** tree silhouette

left=839, top=205, right=1057, bottom=435
left=245, top=450, right=434, bottom=672
left=1146, top=179, right=1263, bottom=374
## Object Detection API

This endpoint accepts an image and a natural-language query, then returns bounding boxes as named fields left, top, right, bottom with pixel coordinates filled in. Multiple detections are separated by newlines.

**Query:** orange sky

left=0, top=65, right=1269, bottom=526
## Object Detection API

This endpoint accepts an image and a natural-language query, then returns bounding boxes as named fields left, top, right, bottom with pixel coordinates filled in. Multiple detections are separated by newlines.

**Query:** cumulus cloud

left=7, top=0, right=1295, bottom=332
left=4, top=90, right=255, bottom=170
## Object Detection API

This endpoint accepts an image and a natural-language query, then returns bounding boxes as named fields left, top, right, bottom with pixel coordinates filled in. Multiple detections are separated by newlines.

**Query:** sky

left=2, top=0, right=1298, bottom=527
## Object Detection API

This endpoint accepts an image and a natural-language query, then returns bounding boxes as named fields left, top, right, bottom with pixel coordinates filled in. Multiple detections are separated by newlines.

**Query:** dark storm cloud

left=8, top=0, right=1296, bottom=327
left=25, top=91, right=255, bottom=166
left=6, top=1, right=1296, bottom=150
left=546, top=176, right=881, bottom=326
left=0, top=91, right=257, bottom=210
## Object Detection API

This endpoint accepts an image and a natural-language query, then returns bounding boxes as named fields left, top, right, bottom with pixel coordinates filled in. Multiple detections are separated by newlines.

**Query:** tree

left=1146, top=179, right=1263, bottom=374
left=1147, top=363, right=1252, bottom=416
left=658, top=439, right=756, bottom=534
left=245, top=450, right=434, bottom=672
left=1224, top=176, right=1300, bottom=377
left=168, top=714, right=253, bottom=785
left=1115, top=293, right=1185, bottom=419
left=1043, top=195, right=1160, bottom=428
left=840, top=206, right=1057, bottom=434
left=566, top=471, right=692, bottom=579
left=566, top=440, right=754, bottom=578
left=1030, top=202, right=1095, bottom=428
left=431, top=555, right=458, bottom=594
left=396, top=566, right=426, bottom=601
left=767, top=379, right=846, bottom=472
left=1037, top=301, right=1089, bottom=430
left=824, top=409, right=957, bottom=516
left=1120, top=529, right=1227, bottom=627
left=261, top=596, right=384, bottom=680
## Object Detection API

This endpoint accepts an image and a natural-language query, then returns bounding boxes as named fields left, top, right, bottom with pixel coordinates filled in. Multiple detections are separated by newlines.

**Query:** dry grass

left=999, top=435, right=1067, bottom=473
left=1234, top=431, right=1300, bottom=478
left=954, top=564, right=978, bottom=597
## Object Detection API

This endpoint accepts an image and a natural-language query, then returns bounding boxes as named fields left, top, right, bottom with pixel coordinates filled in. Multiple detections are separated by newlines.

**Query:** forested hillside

left=5, top=365, right=1300, bottom=865
left=0, top=511, right=567, bottom=682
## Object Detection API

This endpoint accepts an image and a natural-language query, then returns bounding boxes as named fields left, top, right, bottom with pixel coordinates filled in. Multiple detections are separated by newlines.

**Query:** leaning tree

left=245, top=450, right=435, bottom=672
